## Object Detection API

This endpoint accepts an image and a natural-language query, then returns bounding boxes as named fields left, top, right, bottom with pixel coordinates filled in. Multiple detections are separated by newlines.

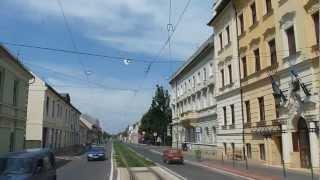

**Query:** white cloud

left=6, top=0, right=212, bottom=58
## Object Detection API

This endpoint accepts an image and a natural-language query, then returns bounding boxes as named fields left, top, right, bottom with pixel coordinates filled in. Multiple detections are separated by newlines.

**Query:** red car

left=162, top=149, right=184, bottom=164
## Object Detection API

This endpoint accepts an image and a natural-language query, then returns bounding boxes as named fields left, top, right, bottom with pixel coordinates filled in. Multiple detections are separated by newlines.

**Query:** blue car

left=0, top=148, right=56, bottom=180
left=87, top=146, right=106, bottom=161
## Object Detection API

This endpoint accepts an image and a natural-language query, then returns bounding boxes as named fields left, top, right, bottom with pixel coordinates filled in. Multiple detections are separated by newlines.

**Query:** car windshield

left=90, top=147, right=105, bottom=152
left=0, top=158, right=33, bottom=175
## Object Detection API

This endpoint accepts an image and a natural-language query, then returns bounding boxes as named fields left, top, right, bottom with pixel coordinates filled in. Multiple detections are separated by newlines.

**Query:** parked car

left=0, top=148, right=56, bottom=180
left=162, top=149, right=183, bottom=164
left=87, top=146, right=106, bottom=161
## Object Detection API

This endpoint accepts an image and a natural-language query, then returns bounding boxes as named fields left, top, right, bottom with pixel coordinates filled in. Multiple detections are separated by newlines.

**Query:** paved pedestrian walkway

left=139, top=144, right=319, bottom=180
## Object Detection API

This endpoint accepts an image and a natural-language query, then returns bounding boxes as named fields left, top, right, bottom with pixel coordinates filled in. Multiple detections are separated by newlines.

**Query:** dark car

left=0, top=148, right=56, bottom=180
left=162, top=148, right=184, bottom=164
left=87, top=146, right=106, bottom=161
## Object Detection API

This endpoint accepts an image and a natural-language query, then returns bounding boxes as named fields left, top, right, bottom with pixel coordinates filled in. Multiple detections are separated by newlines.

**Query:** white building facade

left=26, top=75, right=81, bottom=151
left=208, top=0, right=244, bottom=158
left=170, top=36, right=218, bottom=155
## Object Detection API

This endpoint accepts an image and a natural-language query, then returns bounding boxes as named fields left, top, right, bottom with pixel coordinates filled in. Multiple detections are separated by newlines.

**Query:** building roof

left=0, top=45, right=34, bottom=78
left=169, top=35, right=214, bottom=84
left=207, top=0, right=231, bottom=26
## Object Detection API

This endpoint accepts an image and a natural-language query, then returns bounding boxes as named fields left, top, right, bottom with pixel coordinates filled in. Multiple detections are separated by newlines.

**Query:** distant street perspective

left=0, top=0, right=319, bottom=180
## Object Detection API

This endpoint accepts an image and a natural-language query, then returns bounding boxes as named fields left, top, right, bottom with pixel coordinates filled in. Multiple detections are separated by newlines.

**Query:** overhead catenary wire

left=0, top=41, right=185, bottom=64
left=145, top=0, right=192, bottom=76
left=25, top=62, right=154, bottom=92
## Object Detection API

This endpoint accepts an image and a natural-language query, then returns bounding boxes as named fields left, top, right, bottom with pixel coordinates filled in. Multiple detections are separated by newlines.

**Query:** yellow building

left=233, top=0, right=282, bottom=166
left=234, top=0, right=319, bottom=169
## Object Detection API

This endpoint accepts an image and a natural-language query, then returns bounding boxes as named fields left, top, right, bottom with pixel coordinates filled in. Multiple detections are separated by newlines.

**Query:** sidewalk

left=181, top=150, right=319, bottom=180
left=142, top=144, right=319, bottom=180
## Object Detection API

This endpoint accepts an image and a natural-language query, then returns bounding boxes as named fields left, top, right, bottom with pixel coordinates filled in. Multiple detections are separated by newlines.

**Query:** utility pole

left=231, top=0, right=248, bottom=170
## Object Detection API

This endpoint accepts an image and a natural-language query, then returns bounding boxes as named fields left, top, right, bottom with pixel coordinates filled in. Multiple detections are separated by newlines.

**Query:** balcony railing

left=256, top=121, right=266, bottom=127
left=221, top=125, right=227, bottom=130
left=229, top=124, right=235, bottom=129
left=244, top=122, right=252, bottom=128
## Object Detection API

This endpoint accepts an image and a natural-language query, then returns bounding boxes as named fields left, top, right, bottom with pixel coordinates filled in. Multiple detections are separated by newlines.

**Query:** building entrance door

left=298, top=118, right=311, bottom=168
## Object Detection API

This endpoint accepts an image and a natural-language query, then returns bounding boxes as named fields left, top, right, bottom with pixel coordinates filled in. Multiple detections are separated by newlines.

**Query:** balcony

left=256, top=121, right=266, bottom=127
left=244, top=122, right=252, bottom=128
left=180, top=111, right=198, bottom=123
left=272, top=120, right=281, bottom=126
left=229, top=124, right=235, bottom=129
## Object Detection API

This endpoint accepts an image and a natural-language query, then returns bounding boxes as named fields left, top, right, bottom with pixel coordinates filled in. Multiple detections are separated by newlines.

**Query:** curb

left=109, top=142, right=114, bottom=180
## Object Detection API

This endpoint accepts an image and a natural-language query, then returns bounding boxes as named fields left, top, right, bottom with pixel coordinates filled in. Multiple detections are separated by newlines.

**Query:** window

left=223, top=143, right=227, bottom=155
left=52, top=101, right=55, bottom=118
left=245, top=101, right=251, bottom=123
left=246, top=143, right=252, bottom=159
left=221, top=69, right=225, bottom=87
left=0, top=71, right=3, bottom=99
left=13, top=80, right=19, bottom=106
left=209, top=63, right=213, bottom=76
left=251, top=2, right=257, bottom=25
left=228, top=65, right=232, bottom=84
left=239, top=14, right=244, bottom=35
left=230, top=104, right=235, bottom=125
left=223, top=106, right=227, bottom=126
left=231, top=143, right=235, bottom=156
left=268, top=39, right=277, bottom=65
left=258, top=97, right=265, bottom=121
left=292, top=132, right=299, bottom=152
left=242, top=56, right=247, bottom=78
left=265, top=0, right=272, bottom=14
left=226, top=26, right=230, bottom=44
left=203, top=68, right=207, bottom=81
left=313, top=12, right=319, bottom=46
left=46, top=97, right=50, bottom=116
left=212, top=127, right=216, bottom=144
left=259, top=144, right=266, bottom=160
left=193, top=76, right=196, bottom=88
left=274, top=96, right=280, bottom=118
left=198, top=72, right=201, bottom=83
left=254, top=49, right=261, bottom=72
left=286, top=26, right=296, bottom=56
left=219, top=33, right=223, bottom=50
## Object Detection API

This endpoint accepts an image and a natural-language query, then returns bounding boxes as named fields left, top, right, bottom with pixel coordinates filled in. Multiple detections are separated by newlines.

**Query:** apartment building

left=170, top=36, right=217, bottom=155
left=207, top=0, right=244, bottom=159
left=79, top=119, right=90, bottom=146
left=0, top=45, right=34, bottom=154
left=232, top=0, right=281, bottom=165
left=26, top=74, right=81, bottom=151
left=80, top=114, right=103, bottom=144
left=272, top=0, right=319, bottom=169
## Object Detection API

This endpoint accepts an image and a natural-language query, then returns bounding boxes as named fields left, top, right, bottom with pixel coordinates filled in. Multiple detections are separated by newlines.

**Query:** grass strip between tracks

left=113, top=142, right=155, bottom=167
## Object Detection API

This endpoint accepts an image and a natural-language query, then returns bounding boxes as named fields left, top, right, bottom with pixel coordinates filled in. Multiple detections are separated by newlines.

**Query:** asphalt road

left=57, top=142, right=112, bottom=180
left=127, top=144, right=243, bottom=180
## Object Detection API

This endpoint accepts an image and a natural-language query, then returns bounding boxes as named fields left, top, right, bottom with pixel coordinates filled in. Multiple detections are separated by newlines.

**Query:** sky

left=0, top=0, right=213, bottom=133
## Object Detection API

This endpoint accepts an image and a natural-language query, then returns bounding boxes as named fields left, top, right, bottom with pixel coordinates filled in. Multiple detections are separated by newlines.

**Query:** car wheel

left=166, top=159, right=171, bottom=164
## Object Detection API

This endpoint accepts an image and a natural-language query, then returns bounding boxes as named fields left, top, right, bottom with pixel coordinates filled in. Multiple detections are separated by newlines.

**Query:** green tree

left=139, top=85, right=172, bottom=145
